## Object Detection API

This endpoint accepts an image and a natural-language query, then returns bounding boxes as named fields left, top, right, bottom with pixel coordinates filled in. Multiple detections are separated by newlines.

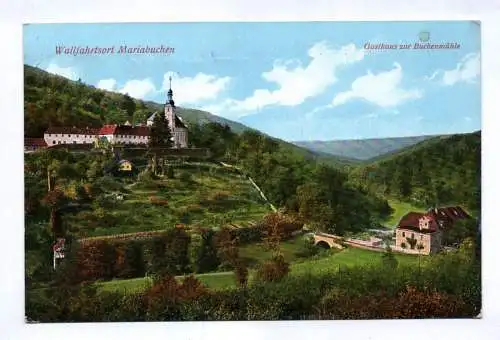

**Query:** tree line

left=351, top=131, right=481, bottom=214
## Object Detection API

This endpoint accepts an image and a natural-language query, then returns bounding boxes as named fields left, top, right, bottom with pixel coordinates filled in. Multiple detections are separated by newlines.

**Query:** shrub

left=295, top=234, right=319, bottom=259
left=115, top=241, right=146, bottom=279
left=179, top=171, right=192, bottom=182
left=256, top=254, right=290, bottom=283
left=166, top=166, right=175, bottom=179
left=215, top=227, right=239, bottom=269
left=381, top=246, right=398, bottom=270
left=138, top=169, right=156, bottom=183
left=234, top=259, right=249, bottom=287
left=149, top=196, right=168, bottom=206
left=192, top=229, right=220, bottom=273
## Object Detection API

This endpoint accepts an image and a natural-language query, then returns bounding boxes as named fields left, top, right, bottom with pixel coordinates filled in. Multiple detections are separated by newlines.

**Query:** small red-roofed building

left=395, top=206, right=471, bottom=254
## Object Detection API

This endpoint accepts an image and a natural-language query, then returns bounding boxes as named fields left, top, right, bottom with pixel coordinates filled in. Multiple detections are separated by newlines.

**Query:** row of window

left=47, top=135, right=149, bottom=140
left=47, top=134, right=96, bottom=138
left=401, top=231, right=424, bottom=240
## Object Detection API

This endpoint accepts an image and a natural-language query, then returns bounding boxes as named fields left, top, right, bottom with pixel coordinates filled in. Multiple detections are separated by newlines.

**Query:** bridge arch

left=316, top=240, right=331, bottom=249
left=313, top=232, right=344, bottom=250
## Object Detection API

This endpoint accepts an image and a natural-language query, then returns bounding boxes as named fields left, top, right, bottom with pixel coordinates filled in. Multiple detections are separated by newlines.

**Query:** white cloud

left=205, top=41, right=365, bottom=118
left=96, top=78, right=117, bottom=91
left=94, top=72, right=230, bottom=102
left=442, top=53, right=480, bottom=86
left=45, top=63, right=79, bottom=80
left=427, top=53, right=480, bottom=86
left=236, top=42, right=365, bottom=111
left=161, top=72, right=231, bottom=105
left=332, top=62, right=423, bottom=108
left=119, top=79, right=156, bottom=99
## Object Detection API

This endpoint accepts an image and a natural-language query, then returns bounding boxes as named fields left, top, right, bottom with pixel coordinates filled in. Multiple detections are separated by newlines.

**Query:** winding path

left=219, top=161, right=277, bottom=212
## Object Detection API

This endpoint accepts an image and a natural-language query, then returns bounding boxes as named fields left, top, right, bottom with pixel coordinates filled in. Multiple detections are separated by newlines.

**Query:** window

left=68, top=134, right=71, bottom=137
left=58, top=141, right=61, bottom=144
left=402, top=232, right=405, bottom=237
left=52, top=141, right=56, bottom=145
left=48, top=134, right=51, bottom=137
left=420, top=235, right=423, bottom=240
left=73, top=141, right=76, bottom=144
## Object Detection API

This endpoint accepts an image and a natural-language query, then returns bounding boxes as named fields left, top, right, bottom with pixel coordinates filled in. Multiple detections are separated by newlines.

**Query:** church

left=147, top=77, right=188, bottom=148
left=41, top=78, right=189, bottom=149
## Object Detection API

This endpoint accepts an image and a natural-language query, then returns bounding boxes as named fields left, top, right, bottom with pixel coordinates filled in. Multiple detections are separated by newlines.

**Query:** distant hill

left=293, top=135, right=442, bottom=161
left=143, top=101, right=253, bottom=135
left=350, top=131, right=481, bottom=213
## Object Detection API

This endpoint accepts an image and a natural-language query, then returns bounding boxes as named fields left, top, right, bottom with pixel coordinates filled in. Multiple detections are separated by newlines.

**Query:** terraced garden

left=67, top=162, right=271, bottom=238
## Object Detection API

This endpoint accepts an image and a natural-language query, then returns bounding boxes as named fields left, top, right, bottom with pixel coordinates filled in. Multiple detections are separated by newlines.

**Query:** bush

left=166, top=166, right=175, bottom=179
left=138, top=169, right=156, bottom=182
left=234, top=259, right=249, bottom=287
left=295, top=234, right=319, bottom=259
left=192, top=229, right=220, bottom=273
left=93, top=176, right=124, bottom=193
left=256, top=254, right=290, bottom=283
left=179, top=171, right=192, bottom=182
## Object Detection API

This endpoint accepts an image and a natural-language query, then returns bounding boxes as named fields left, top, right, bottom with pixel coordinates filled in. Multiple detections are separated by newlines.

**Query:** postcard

left=23, top=21, right=481, bottom=322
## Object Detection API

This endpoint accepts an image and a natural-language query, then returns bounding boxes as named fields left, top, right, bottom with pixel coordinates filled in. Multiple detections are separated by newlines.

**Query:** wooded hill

left=350, top=131, right=481, bottom=214
left=24, top=64, right=348, bottom=167
left=24, top=64, right=251, bottom=137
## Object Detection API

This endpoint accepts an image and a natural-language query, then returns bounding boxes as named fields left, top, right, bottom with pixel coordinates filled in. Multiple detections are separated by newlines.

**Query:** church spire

left=167, top=75, right=174, bottom=106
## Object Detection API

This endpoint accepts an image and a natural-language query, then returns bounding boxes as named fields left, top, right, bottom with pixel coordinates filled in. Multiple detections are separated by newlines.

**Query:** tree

left=42, top=189, right=68, bottom=238
left=148, top=111, right=173, bottom=148
left=121, top=93, right=136, bottom=117
left=442, top=218, right=478, bottom=246
left=148, top=112, right=173, bottom=175
left=193, top=229, right=220, bottom=273
left=381, top=245, right=398, bottom=269
left=215, top=227, right=239, bottom=270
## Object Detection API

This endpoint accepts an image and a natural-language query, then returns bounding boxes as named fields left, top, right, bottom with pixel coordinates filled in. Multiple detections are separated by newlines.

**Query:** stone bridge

left=313, top=232, right=344, bottom=249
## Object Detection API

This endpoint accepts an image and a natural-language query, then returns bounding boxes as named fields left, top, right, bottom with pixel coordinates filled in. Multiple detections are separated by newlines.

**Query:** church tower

left=164, top=76, right=176, bottom=131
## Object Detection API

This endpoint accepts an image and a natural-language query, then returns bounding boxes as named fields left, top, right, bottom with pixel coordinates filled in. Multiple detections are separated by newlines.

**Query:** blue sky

left=23, top=21, right=481, bottom=141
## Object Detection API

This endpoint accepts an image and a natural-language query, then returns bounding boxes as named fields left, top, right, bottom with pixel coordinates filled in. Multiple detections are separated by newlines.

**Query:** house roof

left=397, top=212, right=438, bottom=233
left=24, top=138, right=47, bottom=147
left=114, top=125, right=150, bottom=136
left=428, top=206, right=471, bottom=222
left=99, top=124, right=118, bottom=135
left=397, top=206, right=471, bottom=233
left=45, top=126, right=100, bottom=135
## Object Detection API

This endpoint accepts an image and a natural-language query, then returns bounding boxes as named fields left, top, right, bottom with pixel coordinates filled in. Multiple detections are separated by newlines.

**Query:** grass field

left=96, top=246, right=423, bottom=293
left=239, top=236, right=306, bottom=267
left=68, top=163, right=271, bottom=238
left=382, top=199, right=424, bottom=228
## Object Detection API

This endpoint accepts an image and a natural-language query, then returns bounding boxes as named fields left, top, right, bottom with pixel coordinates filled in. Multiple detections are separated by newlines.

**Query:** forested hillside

left=350, top=131, right=481, bottom=214
left=24, top=64, right=251, bottom=137
left=24, top=64, right=348, bottom=167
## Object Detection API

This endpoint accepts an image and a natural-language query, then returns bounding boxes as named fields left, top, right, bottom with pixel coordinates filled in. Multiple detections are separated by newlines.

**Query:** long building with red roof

left=42, top=80, right=188, bottom=148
